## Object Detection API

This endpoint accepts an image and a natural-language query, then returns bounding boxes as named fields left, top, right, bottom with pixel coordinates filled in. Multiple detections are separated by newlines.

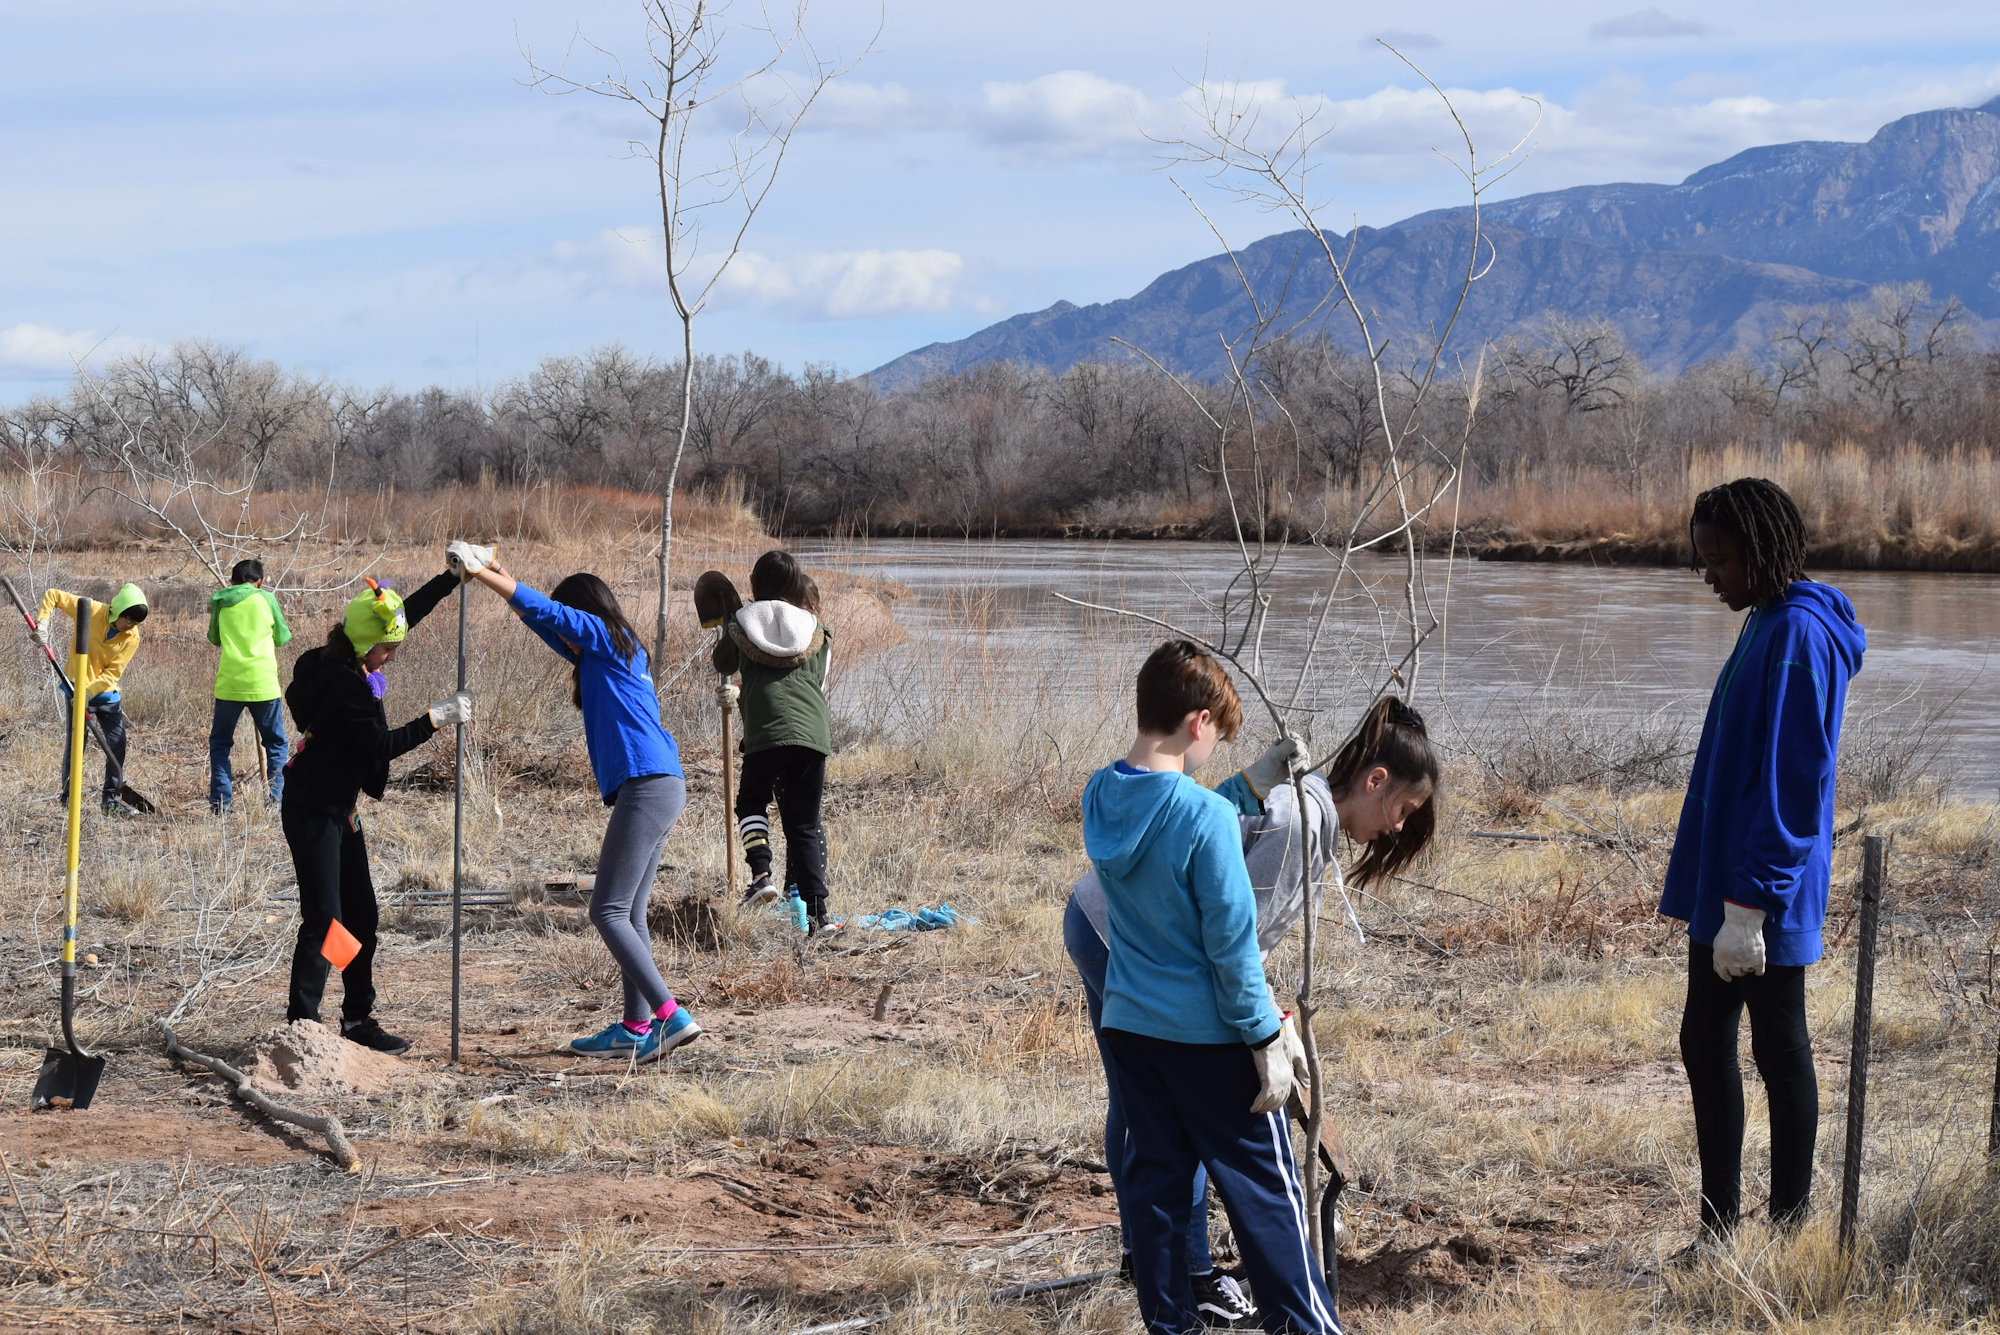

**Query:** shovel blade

left=117, top=782, right=157, bottom=814
left=30, top=1047, right=105, bottom=1111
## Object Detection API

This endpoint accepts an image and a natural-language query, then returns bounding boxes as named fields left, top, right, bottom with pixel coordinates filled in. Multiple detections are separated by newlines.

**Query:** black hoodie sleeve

left=320, top=669, right=438, bottom=762
left=400, top=571, right=460, bottom=632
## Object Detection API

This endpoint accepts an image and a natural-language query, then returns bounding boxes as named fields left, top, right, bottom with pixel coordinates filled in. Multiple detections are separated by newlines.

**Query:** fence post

left=1839, top=835, right=1885, bottom=1251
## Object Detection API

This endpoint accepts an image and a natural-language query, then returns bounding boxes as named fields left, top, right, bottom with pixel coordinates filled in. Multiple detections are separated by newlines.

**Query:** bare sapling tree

left=524, top=1, right=873, bottom=670
left=1056, top=48, right=1537, bottom=1264
left=67, top=342, right=365, bottom=593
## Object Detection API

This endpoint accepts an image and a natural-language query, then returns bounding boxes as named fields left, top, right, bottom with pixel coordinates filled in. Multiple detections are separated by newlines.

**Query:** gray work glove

left=1243, top=736, right=1308, bottom=800
left=30, top=622, right=47, bottom=648
left=428, top=691, right=474, bottom=727
left=715, top=679, right=740, bottom=710
left=1250, top=1030, right=1297, bottom=1114
left=445, top=541, right=495, bottom=581
left=1711, top=901, right=1767, bottom=980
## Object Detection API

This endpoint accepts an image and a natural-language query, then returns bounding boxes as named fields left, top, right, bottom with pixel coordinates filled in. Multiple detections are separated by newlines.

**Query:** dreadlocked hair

left=1324, top=696, right=1440, bottom=889
left=1689, top=477, right=1808, bottom=607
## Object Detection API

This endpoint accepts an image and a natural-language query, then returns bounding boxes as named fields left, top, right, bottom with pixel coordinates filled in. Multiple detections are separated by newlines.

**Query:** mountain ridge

left=869, top=95, right=2000, bottom=390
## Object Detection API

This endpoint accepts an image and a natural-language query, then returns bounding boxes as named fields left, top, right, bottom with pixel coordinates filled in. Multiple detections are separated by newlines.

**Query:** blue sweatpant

left=1100, top=1027, right=1341, bottom=1335
left=1062, top=895, right=1211, bottom=1269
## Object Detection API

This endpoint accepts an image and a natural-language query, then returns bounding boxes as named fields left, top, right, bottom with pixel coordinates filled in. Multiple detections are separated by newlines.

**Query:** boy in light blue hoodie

left=1086, top=640, right=1340, bottom=1335
left=1662, top=478, right=1866, bottom=1247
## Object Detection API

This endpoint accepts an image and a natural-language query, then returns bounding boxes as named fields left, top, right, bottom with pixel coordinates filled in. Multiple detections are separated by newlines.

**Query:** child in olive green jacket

left=207, top=559, right=292, bottom=812
left=713, top=550, right=834, bottom=929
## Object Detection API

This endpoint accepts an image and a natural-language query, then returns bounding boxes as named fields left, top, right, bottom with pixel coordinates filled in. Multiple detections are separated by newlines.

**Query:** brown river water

left=801, top=539, right=2000, bottom=798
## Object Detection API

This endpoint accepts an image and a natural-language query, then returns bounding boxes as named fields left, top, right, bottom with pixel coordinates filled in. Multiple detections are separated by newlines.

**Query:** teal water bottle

left=790, top=887, right=809, bottom=932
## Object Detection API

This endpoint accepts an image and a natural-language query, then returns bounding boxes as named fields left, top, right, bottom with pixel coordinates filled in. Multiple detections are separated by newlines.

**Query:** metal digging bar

left=31, top=596, right=107, bottom=1111
left=451, top=578, right=467, bottom=1064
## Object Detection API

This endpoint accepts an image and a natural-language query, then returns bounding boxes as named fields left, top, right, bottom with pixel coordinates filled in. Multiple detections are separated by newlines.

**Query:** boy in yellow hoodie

left=35, top=582, right=149, bottom=815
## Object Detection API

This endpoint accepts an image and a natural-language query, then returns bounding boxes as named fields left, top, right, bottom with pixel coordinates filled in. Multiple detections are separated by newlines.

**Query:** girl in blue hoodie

left=452, top=545, right=701, bottom=1064
left=1661, top=478, right=1865, bottom=1244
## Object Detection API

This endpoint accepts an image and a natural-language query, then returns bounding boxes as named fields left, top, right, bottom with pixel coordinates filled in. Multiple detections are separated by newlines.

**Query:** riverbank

left=782, top=443, right=2000, bottom=573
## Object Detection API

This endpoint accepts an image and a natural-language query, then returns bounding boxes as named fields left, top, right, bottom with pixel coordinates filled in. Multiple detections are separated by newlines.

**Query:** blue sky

left=3, top=1, right=1997, bottom=401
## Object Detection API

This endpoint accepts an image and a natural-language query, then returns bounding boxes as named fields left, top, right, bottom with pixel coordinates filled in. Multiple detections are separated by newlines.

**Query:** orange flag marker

left=321, top=920, right=362, bottom=971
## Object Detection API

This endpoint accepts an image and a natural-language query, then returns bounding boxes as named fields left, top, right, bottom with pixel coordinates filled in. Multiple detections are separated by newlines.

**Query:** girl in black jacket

left=281, top=572, right=471, bottom=1053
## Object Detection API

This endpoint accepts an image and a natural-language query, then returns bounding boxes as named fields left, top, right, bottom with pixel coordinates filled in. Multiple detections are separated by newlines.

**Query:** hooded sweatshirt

left=1074, top=770, right=1336, bottom=960
left=207, top=584, right=292, bottom=702
left=35, top=588, right=140, bottom=703
left=711, top=599, right=832, bottom=756
left=510, top=581, right=681, bottom=802
left=282, top=572, right=456, bottom=817
left=1660, top=580, right=1867, bottom=967
left=1082, top=762, right=1280, bottom=1047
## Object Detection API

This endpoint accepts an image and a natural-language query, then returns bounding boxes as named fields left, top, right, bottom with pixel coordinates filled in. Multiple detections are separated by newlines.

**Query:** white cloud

left=1590, top=9, right=1710, bottom=39
left=538, top=231, right=967, bottom=321
left=720, top=249, right=966, bottom=319
left=978, top=71, right=1155, bottom=152
left=0, top=322, right=141, bottom=379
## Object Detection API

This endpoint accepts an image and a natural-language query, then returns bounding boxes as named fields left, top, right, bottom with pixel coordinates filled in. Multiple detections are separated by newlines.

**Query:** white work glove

left=1712, top=901, right=1768, bottom=980
left=1278, top=1013, right=1311, bottom=1090
left=428, top=692, right=474, bottom=727
left=1250, top=1031, right=1297, bottom=1114
left=30, top=622, right=47, bottom=648
left=715, top=679, right=740, bottom=710
left=1243, top=736, right=1308, bottom=800
left=445, top=541, right=495, bottom=581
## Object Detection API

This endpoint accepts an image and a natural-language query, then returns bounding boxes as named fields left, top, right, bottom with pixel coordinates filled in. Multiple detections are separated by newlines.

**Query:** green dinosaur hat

left=342, top=580, right=407, bottom=653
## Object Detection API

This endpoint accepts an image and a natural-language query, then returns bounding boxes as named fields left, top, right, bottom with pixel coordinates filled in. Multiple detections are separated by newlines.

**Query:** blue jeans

left=1063, top=894, right=1211, bottom=1272
left=210, top=698, right=287, bottom=810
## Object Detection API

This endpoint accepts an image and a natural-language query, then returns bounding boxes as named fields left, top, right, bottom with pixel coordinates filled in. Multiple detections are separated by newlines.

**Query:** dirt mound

left=245, top=1020, right=405, bottom=1097
left=1339, top=1233, right=1509, bottom=1309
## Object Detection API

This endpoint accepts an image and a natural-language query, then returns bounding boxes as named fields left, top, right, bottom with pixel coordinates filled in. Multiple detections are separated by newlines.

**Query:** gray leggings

left=588, top=774, right=686, bottom=1023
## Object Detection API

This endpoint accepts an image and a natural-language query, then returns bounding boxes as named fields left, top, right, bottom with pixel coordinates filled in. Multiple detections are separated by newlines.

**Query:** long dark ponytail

left=320, top=621, right=362, bottom=672
left=1324, top=696, right=1440, bottom=888
left=549, top=573, right=639, bottom=708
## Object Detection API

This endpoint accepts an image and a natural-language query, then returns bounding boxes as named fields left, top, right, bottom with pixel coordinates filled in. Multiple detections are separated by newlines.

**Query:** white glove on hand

left=1250, top=1032, right=1297, bottom=1114
left=1278, top=1013, right=1312, bottom=1090
left=715, top=679, right=740, bottom=710
left=29, top=623, right=47, bottom=648
left=445, top=541, right=495, bottom=581
left=428, top=691, right=474, bottom=727
left=1712, top=901, right=1768, bottom=980
left=1243, top=736, right=1308, bottom=799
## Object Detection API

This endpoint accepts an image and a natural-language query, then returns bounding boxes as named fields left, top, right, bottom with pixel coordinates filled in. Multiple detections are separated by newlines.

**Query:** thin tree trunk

left=654, top=325, right=695, bottom=674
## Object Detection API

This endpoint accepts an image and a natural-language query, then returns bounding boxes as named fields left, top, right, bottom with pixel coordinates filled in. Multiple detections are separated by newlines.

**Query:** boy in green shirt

left=207, top=559, right=291, bottom=813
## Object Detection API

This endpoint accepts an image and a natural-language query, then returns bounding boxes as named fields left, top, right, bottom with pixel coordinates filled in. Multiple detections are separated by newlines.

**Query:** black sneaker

left=1117, top=1252, right=1133, bottom=1285
left=1190, top=1270, right=1258, bottom=1327
left=341, top=1018, right=410, bottom=1055
left=741, top=873, right=780, bottom=908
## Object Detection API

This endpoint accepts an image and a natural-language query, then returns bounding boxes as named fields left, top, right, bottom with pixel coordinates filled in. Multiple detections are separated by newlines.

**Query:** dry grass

left=3, top=507, right=1999, bottom=1332
left=1459, top=442, right=2000, bottom=569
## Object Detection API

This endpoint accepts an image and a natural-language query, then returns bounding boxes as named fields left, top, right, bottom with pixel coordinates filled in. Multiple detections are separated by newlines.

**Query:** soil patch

left=245, top=1019, right=406, bottom=1096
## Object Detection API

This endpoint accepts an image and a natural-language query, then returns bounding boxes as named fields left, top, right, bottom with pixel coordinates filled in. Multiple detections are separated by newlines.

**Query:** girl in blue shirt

left=452, top=544, right=700, bottom=1063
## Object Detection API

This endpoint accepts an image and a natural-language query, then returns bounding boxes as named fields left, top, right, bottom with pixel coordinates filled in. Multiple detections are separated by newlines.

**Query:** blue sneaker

left=638, top=1008, right=702, bottom=1063
left=568, top=1021, right=650, bottom=1057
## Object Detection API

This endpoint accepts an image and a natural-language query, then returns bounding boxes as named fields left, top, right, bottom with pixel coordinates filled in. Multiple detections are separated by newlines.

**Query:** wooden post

left=1839, top=835, right=1885, bottom=1251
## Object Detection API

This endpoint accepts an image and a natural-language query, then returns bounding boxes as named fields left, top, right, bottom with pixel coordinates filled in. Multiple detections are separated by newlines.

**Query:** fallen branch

left=157, top=1022, right=360, bottom=1171
left=781, top=1266, right=1118, bottom=1335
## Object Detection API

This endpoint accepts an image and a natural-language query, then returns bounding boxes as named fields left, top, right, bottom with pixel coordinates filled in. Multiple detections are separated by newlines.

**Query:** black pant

left=282, top=805, right=379, bottom=1025
left=59, top=698, right=126, bottom=807
left=1680, top=940, right=1818, bottom=1232
left=735, top=745, right=828, bottom=914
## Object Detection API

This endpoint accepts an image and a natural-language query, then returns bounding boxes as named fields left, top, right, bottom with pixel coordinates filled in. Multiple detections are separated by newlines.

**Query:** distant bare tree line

left=3, top=280, right=1996, bottom=543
